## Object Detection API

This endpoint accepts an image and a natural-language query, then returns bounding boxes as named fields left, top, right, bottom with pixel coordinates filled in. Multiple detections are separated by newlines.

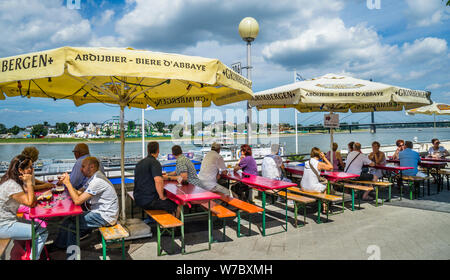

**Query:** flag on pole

left=296, top=72, right=304, bottom=81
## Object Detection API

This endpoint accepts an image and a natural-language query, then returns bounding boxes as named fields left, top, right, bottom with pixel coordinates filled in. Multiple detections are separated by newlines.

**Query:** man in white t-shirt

left=198, top=143, right=234, bottom=196
left=344, top=142, right=376, bottom=200
left=52, top=156, right=119, bottom=252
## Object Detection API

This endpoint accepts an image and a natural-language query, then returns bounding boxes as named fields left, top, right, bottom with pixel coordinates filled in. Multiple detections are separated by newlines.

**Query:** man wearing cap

left=198, top=142, right=233, bottom=196
left=70, top=143, right=104, bottom=190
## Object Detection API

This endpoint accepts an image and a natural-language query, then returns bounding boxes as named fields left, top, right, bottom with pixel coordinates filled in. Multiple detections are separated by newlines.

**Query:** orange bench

left=145, top=210, right=183, bottom=256
left=98, top=224, right=129, bottom=260
left=216, top=193, right=264, bottom=237
left=199, top=201, right=236, bottom=242
left=276, top=191, right=316, bottom=227
left=341, top=183, right=374, bottom=211
left=287, top=187, right=341, bottom=224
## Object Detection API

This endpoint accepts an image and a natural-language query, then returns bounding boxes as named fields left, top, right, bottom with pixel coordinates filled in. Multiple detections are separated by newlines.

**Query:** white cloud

left=0, top=0, right=92, bottom=56
left=405, top=0, right=450, bottom=27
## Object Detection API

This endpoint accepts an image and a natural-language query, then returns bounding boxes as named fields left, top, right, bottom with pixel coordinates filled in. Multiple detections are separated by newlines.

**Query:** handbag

left=309, top=160, right=327, bottom=184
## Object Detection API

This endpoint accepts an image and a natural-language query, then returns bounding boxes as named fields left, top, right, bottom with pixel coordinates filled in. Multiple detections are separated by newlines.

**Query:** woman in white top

left=301, top=148, right=333, bottom=211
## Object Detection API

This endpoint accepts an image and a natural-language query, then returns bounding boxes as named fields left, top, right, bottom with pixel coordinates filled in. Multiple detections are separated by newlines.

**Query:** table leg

left=427, top=168, right=431, bottom=195
left=262, top=191, right=266, bottom=236
left=285, top=190, right=288, bottom=232
left=351, top=189, right=355, bottom=211
left=208, top=200, right=212, bottom=250
left=181, top=205, right=185, bottom=254
left=76, top=215, right=80, bottom=260
left=317, top=200, right=322, bottom=224
left=375, top=187, right=379, bottom=207
left=31, top=218, right=36, bottom=260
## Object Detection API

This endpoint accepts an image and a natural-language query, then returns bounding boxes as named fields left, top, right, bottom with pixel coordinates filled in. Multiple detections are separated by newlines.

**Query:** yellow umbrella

left=250, top=73, right=431, bottom=165
left=0, top=46, right=253, bottom=222
left=407, top=102, right=450, bottom=134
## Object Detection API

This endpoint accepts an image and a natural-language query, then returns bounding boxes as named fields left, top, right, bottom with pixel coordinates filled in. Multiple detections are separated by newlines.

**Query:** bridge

left=297, top=121, right=450, bottom=133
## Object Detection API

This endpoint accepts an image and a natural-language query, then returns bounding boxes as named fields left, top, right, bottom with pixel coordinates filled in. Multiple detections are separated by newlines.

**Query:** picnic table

left=29, top=187, right=83, bottom=260
left=221, top=171, right=297, bottom=236
left=386, top=159, right=447, bottom=193
left=284, top=165, right=359, bottom=193
left=163, top=181, right=220, bottom=254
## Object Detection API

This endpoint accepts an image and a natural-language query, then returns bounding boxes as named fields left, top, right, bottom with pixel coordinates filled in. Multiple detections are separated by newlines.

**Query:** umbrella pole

left=434, top=113, right=436, bottom=136
left=295, top=110, right=298, bottom=154
left=120, top=105, right=126, bottom=224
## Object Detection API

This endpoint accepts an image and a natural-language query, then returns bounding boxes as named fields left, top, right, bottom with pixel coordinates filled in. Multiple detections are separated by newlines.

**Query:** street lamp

left=239, top=17, right=259, bottom=145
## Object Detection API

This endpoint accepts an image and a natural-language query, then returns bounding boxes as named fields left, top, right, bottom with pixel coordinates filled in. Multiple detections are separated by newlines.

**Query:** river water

left=0, top=127, right=449, bottom=162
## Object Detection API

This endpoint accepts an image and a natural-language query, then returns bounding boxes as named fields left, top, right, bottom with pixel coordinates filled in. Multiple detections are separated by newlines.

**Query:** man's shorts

left=357, top=172, right=374, bottom=181
left=142, top=197, right=178, bottom=214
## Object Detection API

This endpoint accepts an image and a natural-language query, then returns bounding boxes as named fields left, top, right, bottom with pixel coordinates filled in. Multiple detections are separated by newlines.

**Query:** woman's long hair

left=0, top=154, right=32, bottom=186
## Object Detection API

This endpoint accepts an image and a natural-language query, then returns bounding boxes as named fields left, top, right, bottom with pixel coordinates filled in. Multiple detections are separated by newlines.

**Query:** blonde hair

left=310, top=147, right=321, bottom=158
left=82, top=156, right=100, bottom=171
left=21, top=146, right=39, bottom=162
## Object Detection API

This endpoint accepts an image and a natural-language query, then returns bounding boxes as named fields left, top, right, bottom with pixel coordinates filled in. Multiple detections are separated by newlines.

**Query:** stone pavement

left=9, top=186, right=448, bottom=260
left=124, top=188, right=450, bottom=260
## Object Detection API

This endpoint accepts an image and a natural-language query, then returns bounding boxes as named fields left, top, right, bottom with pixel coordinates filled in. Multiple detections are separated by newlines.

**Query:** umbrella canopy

left=250, top=73, right=431, bottom=112
left=0, top=46, right=253, bottom=223
left=250, top=73, right=431, bottom=169
left=407, top=102, right=450, bottom=115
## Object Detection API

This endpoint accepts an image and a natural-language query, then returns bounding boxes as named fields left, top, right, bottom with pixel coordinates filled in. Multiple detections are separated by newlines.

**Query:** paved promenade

left=89, top=188, right=450, bottom=260
left=8, top=187, right=448, bottom=260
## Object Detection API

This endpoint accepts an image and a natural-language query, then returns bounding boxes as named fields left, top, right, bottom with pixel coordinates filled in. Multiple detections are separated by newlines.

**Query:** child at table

left=0, top=155, right=48, bottom=259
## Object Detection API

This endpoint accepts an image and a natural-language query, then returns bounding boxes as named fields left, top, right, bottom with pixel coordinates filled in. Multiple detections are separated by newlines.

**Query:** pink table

left=29, top=189, right=83, bottom=260
left=163, top=181, right=220, bottom=254
left=285, top=165, right=359, bottom=194
left=221, top=172, right=297, bottom=236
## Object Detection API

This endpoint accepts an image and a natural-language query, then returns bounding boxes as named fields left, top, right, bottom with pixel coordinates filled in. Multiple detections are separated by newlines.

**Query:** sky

left=0, top=0, right=449, bottom=128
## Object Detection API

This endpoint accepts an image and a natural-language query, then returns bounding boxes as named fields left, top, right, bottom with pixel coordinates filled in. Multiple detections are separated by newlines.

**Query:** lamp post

left=239, top=17, right=259, bottom=145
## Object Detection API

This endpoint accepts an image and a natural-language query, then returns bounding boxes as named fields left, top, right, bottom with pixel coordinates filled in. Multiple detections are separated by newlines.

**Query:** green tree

left=8, top=125, right=21, bottom=135
left=31, top=124, right=48, bottom=138
left=154, top=121, right=165, bottom=133
left=55, top=122, right=68, bottom=134
left=127, top=121, right=136, bottom=132
left=0, top=123, right=7, bottom=134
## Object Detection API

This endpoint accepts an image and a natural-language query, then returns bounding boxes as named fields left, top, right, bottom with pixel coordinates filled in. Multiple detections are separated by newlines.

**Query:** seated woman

left=392, top=139, right=405, bottom=160
left=0, top=155, right=48, bottom=259
left=326, top=142, right=344, bottom=171
left=368, top=141, right=386, bottom=179
left=231, top=144, right=257, bottom=201
left=301, top=147, right=333, bottom=212
left=21, top=146, right=54, bottom=190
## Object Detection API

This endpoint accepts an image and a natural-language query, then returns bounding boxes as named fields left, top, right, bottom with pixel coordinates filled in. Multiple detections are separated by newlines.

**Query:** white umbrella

left=407, top=102, right=450, bottom=134
left=250, top=73, right=432, bottom=164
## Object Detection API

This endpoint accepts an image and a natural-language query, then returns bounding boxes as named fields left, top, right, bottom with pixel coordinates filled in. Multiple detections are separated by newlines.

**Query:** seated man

left=400, top=141, right=427, bottom=178
left=344, top=142, right=376, bottom=200
left=163, top=145, right=205, bottom=188
left=52, top=157, right=119, bottom=251
left=134, top=142, right=180, bottom=217
left=198, top=142, right=236, bottom=196
left=70, top=143, right=105, bottom=190
left=428, top=138, right=449, bottom=158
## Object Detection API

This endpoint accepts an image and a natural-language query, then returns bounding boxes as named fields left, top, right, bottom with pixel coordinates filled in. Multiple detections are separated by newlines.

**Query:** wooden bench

left=438, top=169, right=450, bottom=191
left=287, top=187, right=341, bottom=224
left=342, top=179, right=393, bottom=205
left=199, top=201, right=236, bottom=242
left=145, top=210, right=183, bottom=256
left=127, top=191, right=145, bottom=219
left=276, top=191, right=316, bottom=228
left=0, top=238, right=11, bottom=260
left=216, top=193, right=264, bottom=237
left=341, top=184, right=374, bottom=211
left=99, top=224, right=129, bottom=260
left=402, top=176, right=430, bottom=200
